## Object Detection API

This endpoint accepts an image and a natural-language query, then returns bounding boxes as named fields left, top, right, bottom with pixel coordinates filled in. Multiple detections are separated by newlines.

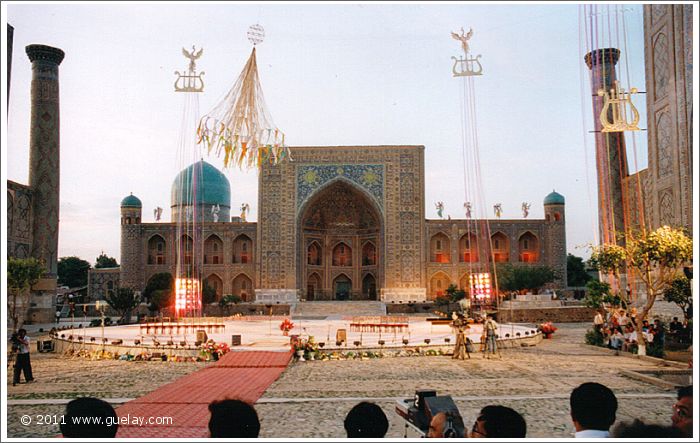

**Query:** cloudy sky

left=3, top=2, right=648, bottom=265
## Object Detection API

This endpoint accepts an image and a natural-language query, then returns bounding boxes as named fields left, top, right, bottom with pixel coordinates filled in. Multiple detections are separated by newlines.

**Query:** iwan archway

left=297, top=179, right=383, bottom=300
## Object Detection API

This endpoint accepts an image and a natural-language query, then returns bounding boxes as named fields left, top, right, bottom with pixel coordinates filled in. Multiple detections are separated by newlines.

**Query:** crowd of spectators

left=58, top=382, right=693, bottom=439
left=594, top=308, right=677, bottom=355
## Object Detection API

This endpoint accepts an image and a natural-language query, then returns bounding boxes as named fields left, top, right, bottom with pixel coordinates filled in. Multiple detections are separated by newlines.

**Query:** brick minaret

left=26, top=45, right=65, bottom=278
left=584, top=48, right=629, bottom=246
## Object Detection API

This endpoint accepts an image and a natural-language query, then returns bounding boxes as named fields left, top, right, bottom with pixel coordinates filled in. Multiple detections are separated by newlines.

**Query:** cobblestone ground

left=6, top=324, right=688, bottom=438
left=257, top=323, right=684, bottom=438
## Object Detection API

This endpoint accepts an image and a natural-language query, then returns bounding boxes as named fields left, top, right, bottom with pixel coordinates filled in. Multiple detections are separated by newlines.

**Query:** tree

left=149, top=289, right=174, bottom=315
left=445, top=284, right=466, bottom=302
left=7, top=257, right=45, bottom=331
left=663, top=276, right=692, bottom=322
left=218, top=294, right=242, bottom=315
left=583, top=280, right=622, bottom=312
left=57, top=256, right=91, bottom=288
left=95, top=253, right=118, bottom=269
left=105, top=288, right=140, bottom=324
left=143, top=273, right=173, bottom=301
left=567, top=254, right=593, bottom=287
left=497, top=264, right=559, bottom=294
left=202, top=284, right=217, bottom=304
left=589, top=226, right=692, bottom=355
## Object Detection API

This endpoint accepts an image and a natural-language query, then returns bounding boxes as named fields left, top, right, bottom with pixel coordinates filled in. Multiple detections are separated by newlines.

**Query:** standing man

left=483, top=314, right=499, bottom=358
left=55, top=308, right=62, bottom=324
left=593, top=311, right=605, bottom=331
left=13, top=328, right=34, bottom=386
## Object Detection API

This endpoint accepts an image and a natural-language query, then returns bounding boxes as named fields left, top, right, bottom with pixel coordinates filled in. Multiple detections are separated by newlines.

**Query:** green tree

left=589, top=226, right=692, bottom=355
left=105, top=287, right=140, bottom=324
left=7, top=257, right=45, bottom=330
left=202, top=284, right=217, bottom=304
left=57, top=256, right=91, bottom=288
left=95, top=253, right=119, bottom=269
left=444, top=284, right=466, bottom=302
left=583, top=280, right=623, bottom=311
left=148, top=289, right=174, bottom=315
left=663, top=276, right=692, bottom=321
left=497, top=264, right=559, bottom=294
left=143, top=273, right=173, bottom=301
left=218, top=294, right=242, bottom=315
left=567, top=254, right=593, bottom=287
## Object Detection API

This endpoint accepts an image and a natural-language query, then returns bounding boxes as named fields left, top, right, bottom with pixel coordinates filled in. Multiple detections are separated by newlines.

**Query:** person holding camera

left=12, top=328, right=34, bottom=386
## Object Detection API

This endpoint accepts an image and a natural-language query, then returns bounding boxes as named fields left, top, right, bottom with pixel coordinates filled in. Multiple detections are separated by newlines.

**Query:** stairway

left=291, top=301, right=386, bottom=319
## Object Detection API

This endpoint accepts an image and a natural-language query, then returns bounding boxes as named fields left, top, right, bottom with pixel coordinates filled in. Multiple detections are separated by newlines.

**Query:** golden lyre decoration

left=451, top=27, right=483, bottom=77
left=175, top=45, right=205, bottom=92
left=597, top=80, right=640, bottom=132
left=197, top=24, right=290, bottom=169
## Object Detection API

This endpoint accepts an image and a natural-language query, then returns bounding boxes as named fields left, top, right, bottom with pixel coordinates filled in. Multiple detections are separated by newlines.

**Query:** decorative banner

left=451, top=27, right=483, bottom=77
left=175, top=46, right=205, bottom=92
left=598, top=80, right=640, bottom=132
left=197, top=24, right=291, bottom=169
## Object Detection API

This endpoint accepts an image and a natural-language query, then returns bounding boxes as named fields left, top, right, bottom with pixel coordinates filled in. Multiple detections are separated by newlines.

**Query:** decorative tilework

left=296, top=164, right=384, bottom=211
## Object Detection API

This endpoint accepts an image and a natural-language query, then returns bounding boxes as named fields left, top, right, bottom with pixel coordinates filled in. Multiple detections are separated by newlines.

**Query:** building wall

left=87, top=267, right=120, bottom=301
left=643, top=4, right=693, bottom=234
left=7, top=180, right=34, bottom=259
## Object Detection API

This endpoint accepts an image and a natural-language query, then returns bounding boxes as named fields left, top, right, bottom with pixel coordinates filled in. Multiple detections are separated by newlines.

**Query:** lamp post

left=96, top=300, right=106, bottom=353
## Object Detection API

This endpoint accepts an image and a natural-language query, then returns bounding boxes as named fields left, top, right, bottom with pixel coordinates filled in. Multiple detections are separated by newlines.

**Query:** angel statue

left=435, top=201, right=445, bottom=219
left=451, top=27, right=474, bottom=55
left=211, top=204, right=220, bottom=223
left=493, top=203, right=503, bottom=218
left=521, top=202, right=531, bottom=218
left=240, top=203, right=250, bottom=222
left=464, top=201, right=472, bottom=219
left=153, top=206, right=163, bottom=222
left=182, top=45, right=203, bottom=73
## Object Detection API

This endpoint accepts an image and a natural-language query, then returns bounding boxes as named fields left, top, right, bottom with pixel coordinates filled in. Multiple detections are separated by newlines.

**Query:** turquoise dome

left=544, top=190, right=565, bottom=205
left=120, top=193, right=142, bottom=207
left=171, top=160, right=231, bottom=208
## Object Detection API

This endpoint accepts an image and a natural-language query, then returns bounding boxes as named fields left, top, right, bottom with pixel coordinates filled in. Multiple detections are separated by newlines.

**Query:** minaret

left=584, top=48, right=629, bottom=246
left=544, top=191, right=567, bottom=287
left=26, top=44, right=65, bottom=278
left=120, top=194, right=143, bottom=290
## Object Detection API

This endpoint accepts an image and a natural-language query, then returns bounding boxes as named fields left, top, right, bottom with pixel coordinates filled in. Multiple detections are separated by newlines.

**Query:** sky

left=2, top=2, right=650, bottom=265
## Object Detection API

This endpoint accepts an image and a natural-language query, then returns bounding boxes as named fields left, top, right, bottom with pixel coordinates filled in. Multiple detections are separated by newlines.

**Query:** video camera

left=395, top=389, right=465, bottom=437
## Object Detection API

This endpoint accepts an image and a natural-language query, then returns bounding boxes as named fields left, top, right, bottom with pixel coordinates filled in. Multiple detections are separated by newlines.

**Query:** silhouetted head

left=612, top=419, right=685, bottom=438
left=570, top=382, right=617, bottom=431
left=208, top=399, right=260, bottom=438
left=344, top=401, right=389, bottom=438
left=60, top=397, right=118, bottom=438
left=469, top=405, right=526, bottom=438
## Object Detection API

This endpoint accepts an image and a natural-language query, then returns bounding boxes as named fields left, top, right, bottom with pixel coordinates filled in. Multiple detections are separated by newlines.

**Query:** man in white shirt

left=570, top=382, right=617, bottom=437
left=593, top=312, right=604, bottom=331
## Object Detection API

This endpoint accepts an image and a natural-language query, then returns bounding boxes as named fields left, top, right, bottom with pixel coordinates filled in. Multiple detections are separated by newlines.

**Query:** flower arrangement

left=292, top=335, right=319, bottom=360
left=279, top=318, right=295, bottom=335
left=539, top=322, right=558, bottom=338
left=200, top=339, right=231, bottom=361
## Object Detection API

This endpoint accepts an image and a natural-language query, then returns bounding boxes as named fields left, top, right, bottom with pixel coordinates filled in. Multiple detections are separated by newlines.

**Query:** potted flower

left=279, top=318, right=295, bottom=336
left=539, top=322, right=558, bottom=339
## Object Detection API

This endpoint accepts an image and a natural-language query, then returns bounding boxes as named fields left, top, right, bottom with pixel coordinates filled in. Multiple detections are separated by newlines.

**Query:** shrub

left=585, top=328, right=605, bottom=347
left=434, top=296, right=450, bottom=306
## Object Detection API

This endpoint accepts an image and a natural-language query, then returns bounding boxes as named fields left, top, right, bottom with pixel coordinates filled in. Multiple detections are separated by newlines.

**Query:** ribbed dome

left=120, top=193, right=142, bottom=208
left=544, top=190, right=565, bottom=205
left=171, top=161, right=231, bottom=208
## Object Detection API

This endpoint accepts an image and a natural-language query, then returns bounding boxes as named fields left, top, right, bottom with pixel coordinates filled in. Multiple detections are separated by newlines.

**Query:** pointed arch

left=490, top=231, right=509, bottom=263
left=148, top=234, right=167, bottom=265
left=429, top=271, right=451, bottom=299
left=430, top=232, right=451, bottom=263
left=332, top=241, right=353, bottom=266
left=178, top=234, right=193, bottom=265
left=362, top=273, right=377, bottom=300
left=459, top=232, right=478, bottom=263
left=307, top=240, right=322, bottom=266
left=333, top=273, right=352, bottom=300
left=361, top=241, right=377, bottom=266
left=231, top=273, right=254, bottom=302
left=204, top=234, right=223, bottom=265
left=518, top=231, right=540, bottom=263
left=306, top=272, right=322, bottom=301
left=203, top=273, right=224, bottom=302
left=233, top=234, right=252, bottom=264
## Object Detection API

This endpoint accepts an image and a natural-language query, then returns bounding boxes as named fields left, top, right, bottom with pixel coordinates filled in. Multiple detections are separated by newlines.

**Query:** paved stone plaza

left=7, top=323, right=687, bottom=438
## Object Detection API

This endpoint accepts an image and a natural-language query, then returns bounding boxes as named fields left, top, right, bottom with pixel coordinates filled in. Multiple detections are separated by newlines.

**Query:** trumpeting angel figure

left=493, top=203, right=502, bottom=218
left=436, top=201, right=445, bottom=219
left=464, top=201, right=472, bottom=219
left=211, top=204, right=220, bottom=222
left=521, top=202, right=531, bottom=218
left=153, top=206, right=163, bottom=221
left=240, top=203, right=250, bottom=222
